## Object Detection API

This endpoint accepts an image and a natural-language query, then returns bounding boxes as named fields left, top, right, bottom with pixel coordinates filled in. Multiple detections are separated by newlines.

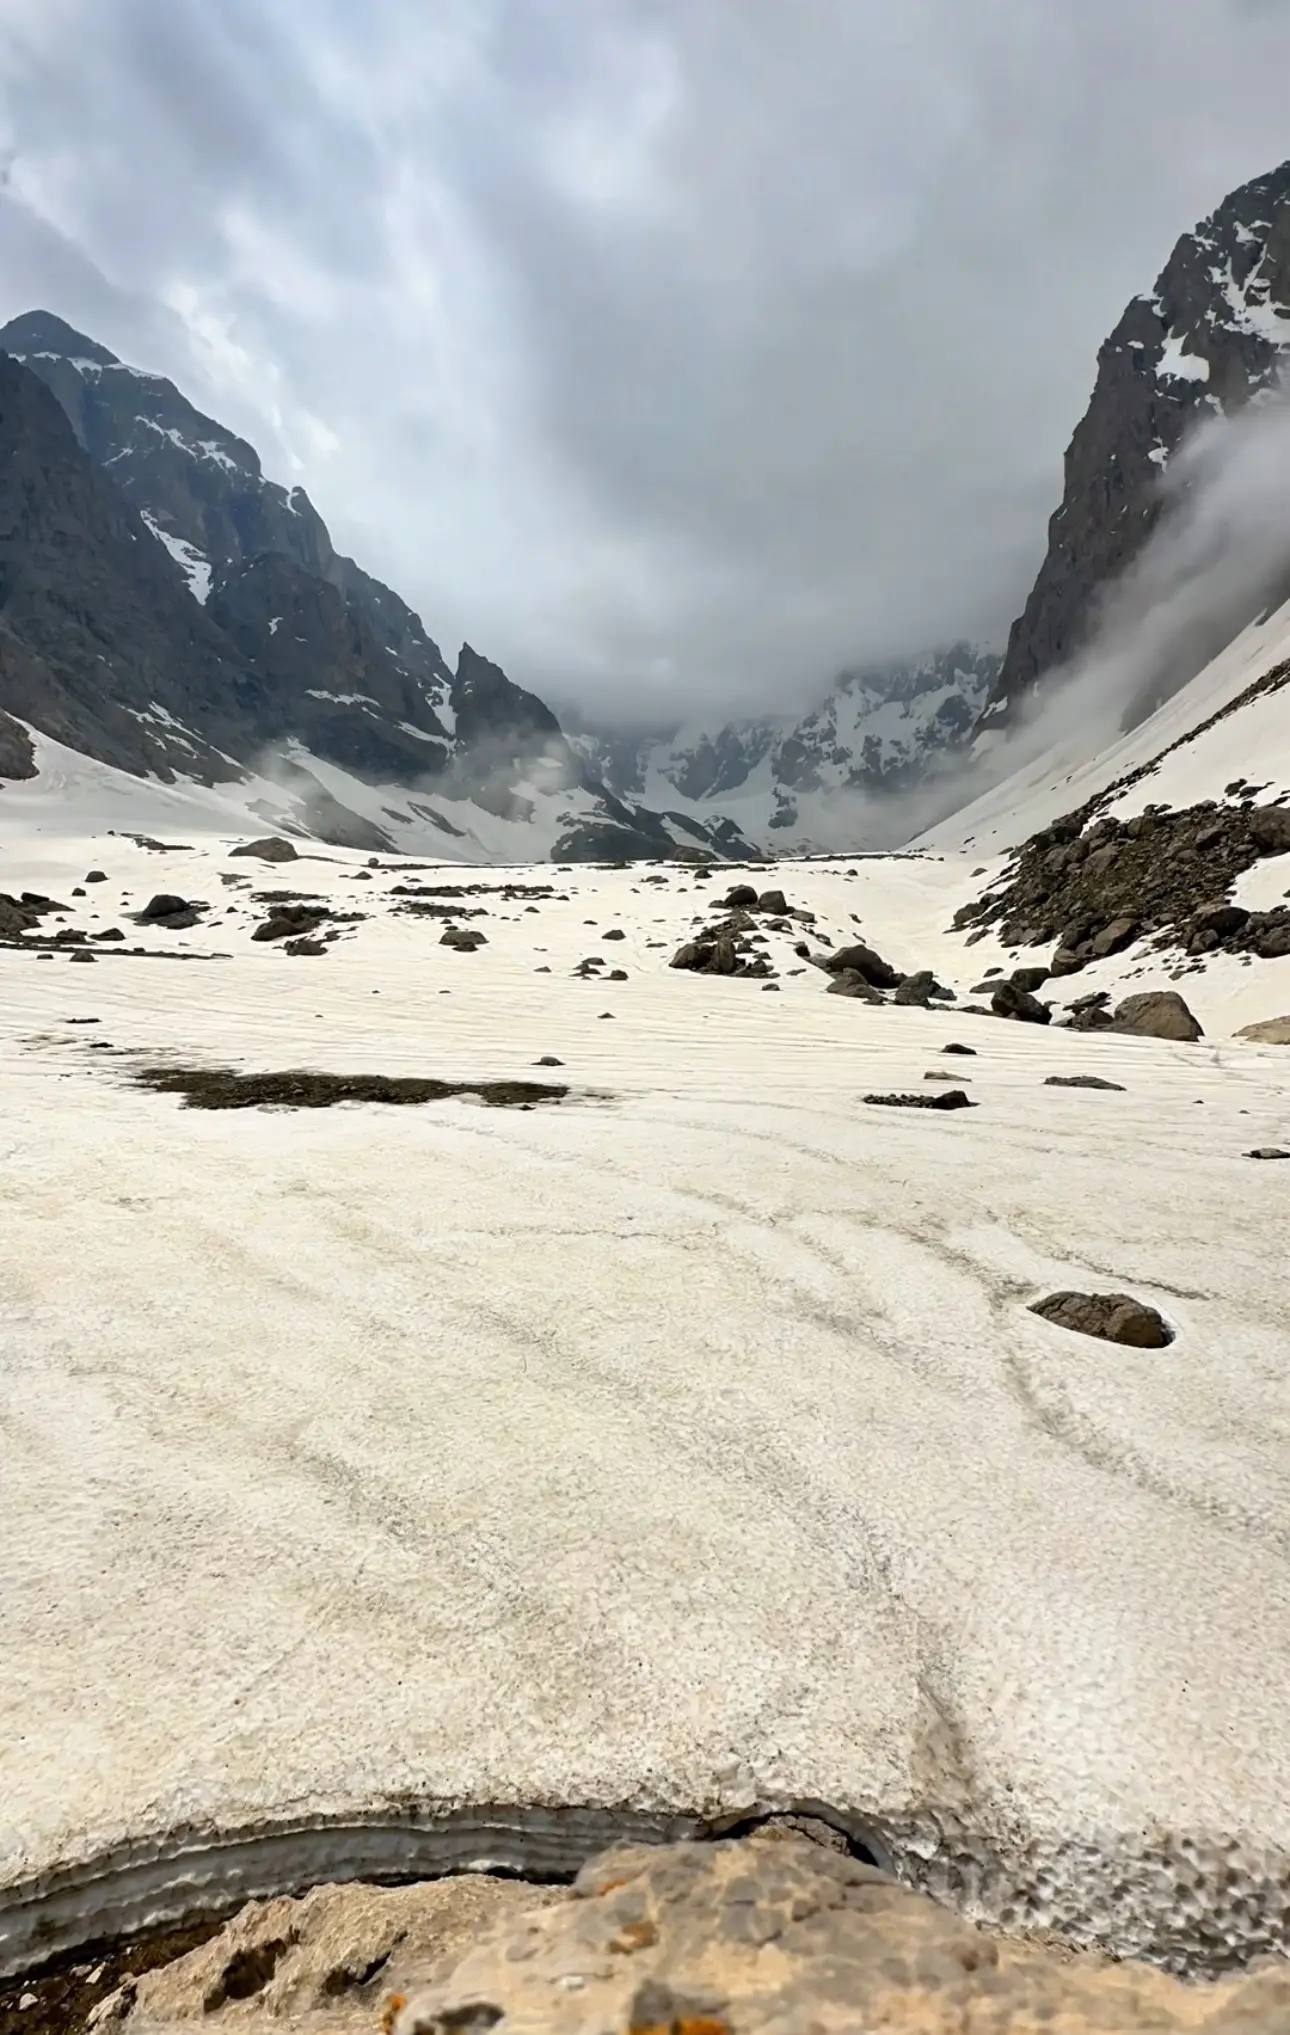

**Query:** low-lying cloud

left=3, top=1, right=1290, bottom=723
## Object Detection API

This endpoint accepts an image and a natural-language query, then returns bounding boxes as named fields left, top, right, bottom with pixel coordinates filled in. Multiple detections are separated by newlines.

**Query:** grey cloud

left=2, top=0, right=1290, bottom=725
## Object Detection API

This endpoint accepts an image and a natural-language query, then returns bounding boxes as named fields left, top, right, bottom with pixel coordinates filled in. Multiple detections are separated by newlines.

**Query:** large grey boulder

left=1110, top=991, right=1203, bottom=1041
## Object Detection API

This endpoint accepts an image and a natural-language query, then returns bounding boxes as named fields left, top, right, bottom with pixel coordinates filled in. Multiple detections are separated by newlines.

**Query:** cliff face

left=0, top=312, right=756, bottom=858
left=983, top=160, right=1290, bottom=727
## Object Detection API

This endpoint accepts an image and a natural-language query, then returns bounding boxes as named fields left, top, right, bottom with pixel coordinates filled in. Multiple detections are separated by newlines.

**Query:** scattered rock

left=761, top=982, right=781, bottom=991
left=1248, top=804, right=1290, bottom=855
left=1109, top=991, right=1203, bottom=1041
left=892, top=970, right=954, bottom=1007
left=723, top=884, right=758, bottom=908
left=991, top=980, right=1051, bottom=1024
left=85, top=870, right=107, bottom=883
left=757, top=888, right=788, bottom=913
left=826, top=973, right=886, bottom=1003
left=1044, top=1075, right=1126, bottom=1091
left=952, top=793, right=1290, bottom=974
left=229, top=837, right=300, bottom=863
left=1236, top=1015, right=1290, bottom=1045
left=439, top=927, right=487, bottom=952
left=602, top=928, right=626, bottom=941
left=863, top=1090, right=974, bottom=1111
left=533, top=1056, right=564, bottom=1067
left=1248, top=1147, right=1290, bottom=1161
left=1030, top=1291, right=1173, bottom=1348
left=136, top=893, right=197, bottom=924
left=1062, top=990, right=1115, bottom=1032
left=283, top=937, right=327, bottom=957
left=822, top=940, right=903, bottom=990
left=924, top=1070, right=967, bottom=1082
left=942, top=1042, right=976, bottom=1056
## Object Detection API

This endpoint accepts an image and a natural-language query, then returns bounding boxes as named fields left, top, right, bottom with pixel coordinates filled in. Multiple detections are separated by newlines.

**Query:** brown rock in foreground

left=81, top=1834, right=1290, bottom=2035
left=395, top=1836, right=1290, bottom=2035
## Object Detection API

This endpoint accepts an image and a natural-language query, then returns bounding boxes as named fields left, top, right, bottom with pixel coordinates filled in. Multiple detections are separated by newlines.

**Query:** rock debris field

left=2, top=826, right=1290, bottom=2003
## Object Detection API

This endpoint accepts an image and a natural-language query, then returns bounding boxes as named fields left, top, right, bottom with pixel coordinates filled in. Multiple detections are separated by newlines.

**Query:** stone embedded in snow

left=1110, top=991, right=1203, bottom=1042
left=229, top=838, right=300, bottom=864
left=1248, top=804, right=1290, bottom=855
left=1030, top=1292, right=1173, bottom=1349
left=1248, top=1147, right=1290, bottom=1162
left=863, top=1089, right=974, bottom=1111
left=440, top=927, right=487, bottom=951
left=1045, top=1075, right=1126, bottom=1091
left=822, top=941, right=903, bottom=990
left=991, top=980, right=1051, bottom=1025
left=1237, top=1016, right=1290, bottom=1045
left=826, top=972, right=885, bottom=1002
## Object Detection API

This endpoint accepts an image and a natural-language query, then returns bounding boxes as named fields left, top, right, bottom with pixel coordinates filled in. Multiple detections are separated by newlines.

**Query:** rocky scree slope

left=0, top=311, right=750, bottom=861
left=982, top=158, right=1290, bottom=731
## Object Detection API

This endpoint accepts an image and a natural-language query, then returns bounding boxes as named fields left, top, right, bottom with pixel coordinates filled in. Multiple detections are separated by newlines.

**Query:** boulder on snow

left=1109, top=991, right=1203, bottom=1041
left=991, top=980, right=1051, bottom=1024
left=441, top=926, right=488, bottom=951
left=228, top=836, right=300, bottom=863
left=822, top=941, right=904, bottom=990
left=1236, top=1014, right=1290, bottom=1045
left=1248, top=804, right=1290, bottom=855
left=1030, top=1291, right=1173, bottom=1349
left=826, top=972, right=886, bottom=1003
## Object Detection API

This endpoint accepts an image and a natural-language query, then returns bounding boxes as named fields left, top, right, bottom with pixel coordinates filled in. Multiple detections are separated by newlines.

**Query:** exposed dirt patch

left=0, top=1917, right=226, bottom=2035
left=133, top=1068, right=570, bottom=1110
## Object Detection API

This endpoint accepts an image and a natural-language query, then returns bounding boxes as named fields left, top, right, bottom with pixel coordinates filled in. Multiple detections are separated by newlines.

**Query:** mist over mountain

left=983, top=160, right=1290, bottom=737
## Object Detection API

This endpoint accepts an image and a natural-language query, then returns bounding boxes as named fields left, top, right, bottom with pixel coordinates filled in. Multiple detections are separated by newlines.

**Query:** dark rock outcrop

left=1031, top=1292, right=1174, bottom=1349
left=982, top=159, right=1290, bottom=728
left=953, top=796, right=1290, bottom=973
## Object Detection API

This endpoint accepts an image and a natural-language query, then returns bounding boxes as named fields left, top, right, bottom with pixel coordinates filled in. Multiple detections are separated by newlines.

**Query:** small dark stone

left=1247, top=1147, right=1290, bottom=1161
left=85, top=870, right=108, bottom=883
left=942, top=1042, right=977, bottom=1056
left=863, top=1090, right=975, bottom=1111
left=534, top=1056, right=564, bottom=1066
left=1044, top=1075, right=1126, bottom=1091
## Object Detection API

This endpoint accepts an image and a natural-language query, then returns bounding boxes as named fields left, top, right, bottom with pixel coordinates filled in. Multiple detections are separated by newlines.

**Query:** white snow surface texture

left=1, top=602, right=1290, bottom=1976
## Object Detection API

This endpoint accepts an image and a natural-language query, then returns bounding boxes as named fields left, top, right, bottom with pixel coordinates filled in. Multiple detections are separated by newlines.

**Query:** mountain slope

left=571, top=645, right=999, bottom=853
left=0, top=314, right=756, bottom=861
left=982, top=159, right=1290, bottom=729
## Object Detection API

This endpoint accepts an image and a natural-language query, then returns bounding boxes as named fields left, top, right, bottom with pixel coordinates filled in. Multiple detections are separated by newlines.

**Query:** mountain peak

left=0, top=309, right=120, bottom=368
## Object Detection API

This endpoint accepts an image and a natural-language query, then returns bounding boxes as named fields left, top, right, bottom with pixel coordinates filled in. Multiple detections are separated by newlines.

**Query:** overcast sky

left=1, top=1, right=1290, bottom=725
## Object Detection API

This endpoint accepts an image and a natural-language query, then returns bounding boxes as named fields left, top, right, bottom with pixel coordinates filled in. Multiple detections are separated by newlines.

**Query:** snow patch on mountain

left=570, top=646, right=999, bottom=854
left=139, top=510, right=212, bottom=603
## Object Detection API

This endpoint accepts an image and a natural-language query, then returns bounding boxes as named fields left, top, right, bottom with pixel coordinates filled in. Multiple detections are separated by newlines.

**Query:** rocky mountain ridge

left=0, top=311, right=756, bottom=860
left=569, top=644, right=1000, bottom=853
left=982, top=157, right=1290, bottom=731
